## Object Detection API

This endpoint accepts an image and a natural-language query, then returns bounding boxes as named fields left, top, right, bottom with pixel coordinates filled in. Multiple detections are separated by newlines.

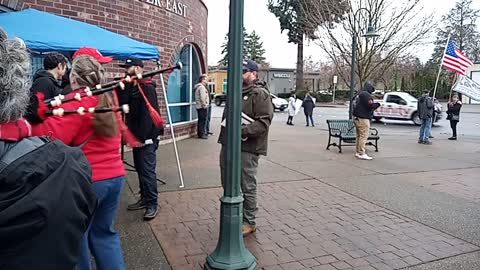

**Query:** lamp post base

left=204, top=195, right=257, bottom=270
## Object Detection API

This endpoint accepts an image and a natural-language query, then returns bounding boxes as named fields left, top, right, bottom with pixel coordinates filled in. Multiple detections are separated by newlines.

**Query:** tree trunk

left=296, top=35, right=305, bottom=91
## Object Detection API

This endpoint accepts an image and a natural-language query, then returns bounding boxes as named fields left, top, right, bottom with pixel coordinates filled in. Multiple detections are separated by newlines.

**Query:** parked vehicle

left=271, top=93, right=288, bottom=111
left=214, top=92, right=288, bottom=112
left=373, top=92, right=442, bottom=125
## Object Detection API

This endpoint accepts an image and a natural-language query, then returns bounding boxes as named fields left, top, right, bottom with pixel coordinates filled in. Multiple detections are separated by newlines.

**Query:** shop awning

left=0, top=8, right=159, bottom=59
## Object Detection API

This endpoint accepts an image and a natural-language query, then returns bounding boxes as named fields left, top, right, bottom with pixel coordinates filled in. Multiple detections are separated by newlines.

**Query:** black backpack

left=352, top=93, right=361, bottom=114
left=0, top=137, right=96, bottom=270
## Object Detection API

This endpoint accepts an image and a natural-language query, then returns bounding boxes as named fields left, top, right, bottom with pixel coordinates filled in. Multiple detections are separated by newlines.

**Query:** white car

left=271, top=93, right=288, bottom=112
left=373, top=92, right=443, bottom=125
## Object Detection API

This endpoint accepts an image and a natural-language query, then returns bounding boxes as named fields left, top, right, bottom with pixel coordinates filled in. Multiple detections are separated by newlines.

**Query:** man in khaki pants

left=352, top=82, right=380, bottom=160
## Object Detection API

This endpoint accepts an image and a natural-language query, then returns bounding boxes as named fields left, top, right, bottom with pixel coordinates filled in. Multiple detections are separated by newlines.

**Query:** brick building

left=0, top=0, right=208, bottom=140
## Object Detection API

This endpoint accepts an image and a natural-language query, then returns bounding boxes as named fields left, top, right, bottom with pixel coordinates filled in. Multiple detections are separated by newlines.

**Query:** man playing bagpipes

left=117, top=58, right=164, bottom=220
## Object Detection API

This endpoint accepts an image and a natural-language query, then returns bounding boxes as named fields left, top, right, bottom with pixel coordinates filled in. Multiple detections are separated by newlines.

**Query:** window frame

left=166, top=44, right=202, bottom=124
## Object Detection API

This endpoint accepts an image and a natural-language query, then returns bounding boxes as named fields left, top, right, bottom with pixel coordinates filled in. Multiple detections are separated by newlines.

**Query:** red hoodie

left=32, top=89, right=125, bottom=181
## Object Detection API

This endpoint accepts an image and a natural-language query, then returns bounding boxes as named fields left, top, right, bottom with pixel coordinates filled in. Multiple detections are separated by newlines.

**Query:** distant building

left=208, top=67, right=321, bottom=95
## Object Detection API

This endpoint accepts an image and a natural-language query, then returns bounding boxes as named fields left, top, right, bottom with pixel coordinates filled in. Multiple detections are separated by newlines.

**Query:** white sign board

left=452, top=75, right=480, bottom=101
left=294, top=99, right=303, bottom=115
left=333, top=76, right=338, bottom=84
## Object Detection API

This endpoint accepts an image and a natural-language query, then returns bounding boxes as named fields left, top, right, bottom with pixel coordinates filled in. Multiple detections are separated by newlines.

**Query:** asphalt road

left=211, top=103, right=480, bottom=138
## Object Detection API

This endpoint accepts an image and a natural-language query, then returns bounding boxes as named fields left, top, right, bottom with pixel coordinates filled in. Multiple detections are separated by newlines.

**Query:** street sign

left=333, top=75, right=338, bottom=84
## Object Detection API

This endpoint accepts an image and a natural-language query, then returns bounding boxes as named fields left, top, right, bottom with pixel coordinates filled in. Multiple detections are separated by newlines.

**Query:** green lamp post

left=348, top=8, right=379, bottom=119
left=204, top=0, right=256, bottom=269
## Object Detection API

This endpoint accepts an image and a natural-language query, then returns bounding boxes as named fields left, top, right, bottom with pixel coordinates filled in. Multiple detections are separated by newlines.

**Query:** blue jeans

left=132, top=142, right=158, bottom=208
left=419, top=117, right=433, bottom=141
left=305, top=114, right=314, bottom=126
left=206, top=105, right=212, bottom=134
left=76, top=176, right=125, bottom=270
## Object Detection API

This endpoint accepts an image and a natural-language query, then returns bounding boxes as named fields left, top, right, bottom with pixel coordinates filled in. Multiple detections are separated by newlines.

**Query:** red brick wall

left=0, top=0, right=208, bottom=140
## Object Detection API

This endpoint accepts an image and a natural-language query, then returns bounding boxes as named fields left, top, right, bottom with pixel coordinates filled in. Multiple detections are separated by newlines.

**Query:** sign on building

left=143, top=0, right=188, bottom=17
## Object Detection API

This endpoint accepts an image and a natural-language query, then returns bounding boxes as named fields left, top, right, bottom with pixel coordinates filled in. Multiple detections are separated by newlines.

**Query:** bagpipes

left=43, top=62, right=183, bottom=108
left=45, top=104, right=130, bottom=116
left=37, top=62, right=183, bottom=147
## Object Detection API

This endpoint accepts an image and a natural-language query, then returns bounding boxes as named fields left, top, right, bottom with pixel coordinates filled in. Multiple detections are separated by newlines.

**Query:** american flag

left=442, top=39, right=474, bottom=75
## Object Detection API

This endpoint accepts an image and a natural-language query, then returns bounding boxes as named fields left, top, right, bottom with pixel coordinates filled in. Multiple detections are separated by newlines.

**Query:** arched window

left=166, top=44, right=202, bottom=124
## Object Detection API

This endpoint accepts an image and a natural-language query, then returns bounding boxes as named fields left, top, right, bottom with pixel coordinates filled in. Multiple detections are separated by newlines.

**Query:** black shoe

left=208, top=132, right=214, bottom=135
left=144, top=207, right=158, bottom=220
left=448, top=137, right=457, bottom=140
left=127, top=200, right=146, bottom=211
left=429, top=135, right=434, bottom=139
left=418, top=140, right=424, bottom=144
left=422, top=140, right=433, bottom=145
left=198, top=135, right=208, bottom=139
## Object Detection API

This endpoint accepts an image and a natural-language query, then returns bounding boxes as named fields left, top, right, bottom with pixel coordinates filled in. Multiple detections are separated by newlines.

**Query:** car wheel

left=412, top=112, right=422, bottom=126
left=373, top=117, right=382, bottom=122
left=215, top=99, right=222, bottom=106
left=279, top=108, right=285, bottom=112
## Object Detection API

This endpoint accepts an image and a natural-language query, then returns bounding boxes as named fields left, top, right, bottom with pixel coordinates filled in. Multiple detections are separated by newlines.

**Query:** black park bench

left=326, top=119, right=379, bottom=153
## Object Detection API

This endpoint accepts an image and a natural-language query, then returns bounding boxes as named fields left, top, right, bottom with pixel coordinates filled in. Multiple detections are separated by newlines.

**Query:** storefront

left=0, top=0, right=208, bottom=139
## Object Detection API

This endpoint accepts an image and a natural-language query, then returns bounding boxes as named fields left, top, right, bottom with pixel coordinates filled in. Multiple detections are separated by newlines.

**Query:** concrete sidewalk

left=118, top=117, right=480, bottom=269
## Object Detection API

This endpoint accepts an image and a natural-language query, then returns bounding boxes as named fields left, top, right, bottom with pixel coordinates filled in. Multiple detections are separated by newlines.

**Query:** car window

left=386, top=95, right=407, bottom=105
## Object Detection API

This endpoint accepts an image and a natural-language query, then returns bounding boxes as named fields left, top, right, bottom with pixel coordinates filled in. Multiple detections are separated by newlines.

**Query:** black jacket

left=24, top=70, right=63, bottom=124
left=218, top=80, right=274, bottom=156
left=417, top=94, right=434, bottom=120
left=118, top=80, right=163, bottom=142
left=353, top=82, right=380, bottom=119
left=447, top=102, right=462, bottom=121
left=0, top=137, right=96, bottom=270
left=303, top=96, right=315, bottom=115
left=30, top=70, right=62, bottom=99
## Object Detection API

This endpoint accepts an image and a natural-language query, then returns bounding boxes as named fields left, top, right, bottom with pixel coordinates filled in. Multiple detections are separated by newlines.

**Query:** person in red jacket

left=31, top=55, right=125, bottom=270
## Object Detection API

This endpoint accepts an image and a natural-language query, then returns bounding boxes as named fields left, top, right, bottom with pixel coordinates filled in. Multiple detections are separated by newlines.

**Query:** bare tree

left=303, top=0, right=436, bottom=90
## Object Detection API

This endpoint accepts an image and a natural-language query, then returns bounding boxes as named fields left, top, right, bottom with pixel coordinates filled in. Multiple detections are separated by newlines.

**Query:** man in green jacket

left=218, top=59, right=274, bottom=236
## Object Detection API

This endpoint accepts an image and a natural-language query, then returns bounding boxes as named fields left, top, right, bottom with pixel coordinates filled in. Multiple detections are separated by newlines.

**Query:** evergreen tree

left=218, top=27, right=249, bottom=67
left=430, top=0, right=480, bottom=64
left=245, top=31, right=267, bottom=65
left=267, top=0, right=348, bottom=90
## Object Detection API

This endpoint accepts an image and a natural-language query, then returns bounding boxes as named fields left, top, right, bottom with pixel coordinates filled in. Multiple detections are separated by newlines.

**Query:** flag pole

left=449, top=73, right=459, bottom=102
left=432, top=35, right=450, bottom=99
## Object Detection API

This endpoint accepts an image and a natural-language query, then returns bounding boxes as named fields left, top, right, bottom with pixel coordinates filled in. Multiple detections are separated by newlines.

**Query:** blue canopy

left=0, top=8, right=159, bottom=60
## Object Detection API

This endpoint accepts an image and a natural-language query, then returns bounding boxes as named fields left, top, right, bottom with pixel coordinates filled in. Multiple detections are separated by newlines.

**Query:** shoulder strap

left=0, top=137, right=48, bottom=173
left=73, top=135, right=94, bottom=148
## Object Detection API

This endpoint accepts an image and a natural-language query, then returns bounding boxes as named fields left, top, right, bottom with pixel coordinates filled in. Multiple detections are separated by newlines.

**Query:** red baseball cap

left=72, top=47, right=113, bottom=63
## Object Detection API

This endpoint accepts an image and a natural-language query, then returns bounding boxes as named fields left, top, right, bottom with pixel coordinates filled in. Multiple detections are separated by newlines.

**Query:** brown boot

left=242, top=224, right=256, bottom=236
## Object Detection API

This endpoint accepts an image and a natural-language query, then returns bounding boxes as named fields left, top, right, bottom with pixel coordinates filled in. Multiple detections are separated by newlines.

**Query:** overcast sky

left=203, top=0, right=480, bottom=68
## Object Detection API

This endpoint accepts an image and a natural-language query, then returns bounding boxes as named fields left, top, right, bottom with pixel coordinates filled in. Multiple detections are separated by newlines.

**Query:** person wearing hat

left=60, top=47, right=114, bottom=95
left=218, top=59, right=274, bottom=236
left=72, top=47, right=113, bottom=64
left=118, top=57, right=163, bottom=220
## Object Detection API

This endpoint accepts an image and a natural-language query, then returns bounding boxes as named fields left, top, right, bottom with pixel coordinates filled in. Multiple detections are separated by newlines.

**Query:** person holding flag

left=432, top=37, right=474, bottom=101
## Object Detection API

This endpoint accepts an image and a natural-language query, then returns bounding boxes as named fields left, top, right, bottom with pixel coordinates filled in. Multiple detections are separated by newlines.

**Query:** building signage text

left=273, top=73, right=290, bottom=78
left=144, top=0, right=187, bottom=18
